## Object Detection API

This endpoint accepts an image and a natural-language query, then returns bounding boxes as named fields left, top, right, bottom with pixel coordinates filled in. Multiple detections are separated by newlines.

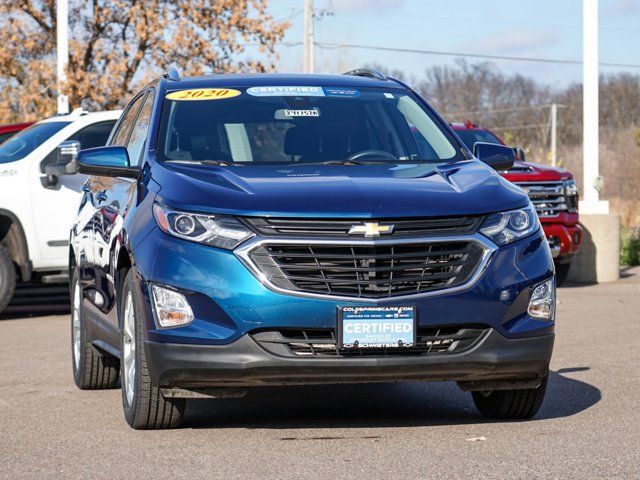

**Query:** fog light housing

left=150, top=284, right=194, bottom=328
left=528, top=278, right=556, bottom=321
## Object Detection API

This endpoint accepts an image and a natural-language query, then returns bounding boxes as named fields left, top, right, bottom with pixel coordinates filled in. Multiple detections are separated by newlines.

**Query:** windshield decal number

left=166, top=88, right=241, bottom=101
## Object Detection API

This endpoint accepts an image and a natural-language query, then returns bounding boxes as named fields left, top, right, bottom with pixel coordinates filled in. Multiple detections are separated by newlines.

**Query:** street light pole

left=303, top=0, right=314, bottom=73
left=581, top=0, right=607, bottom=213
left=550, top=103, right=557, bottom=167
left=56, top=0, right=70, bottom=114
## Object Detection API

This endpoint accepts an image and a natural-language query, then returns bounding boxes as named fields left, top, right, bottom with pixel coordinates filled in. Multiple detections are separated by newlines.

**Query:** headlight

left=528, top=278, right=555, bottom=321
left=564, top=179, right=579, bottom=212
left=479, top=204, right=540, bottom=245
left=153, top=203, right=253, bottom=249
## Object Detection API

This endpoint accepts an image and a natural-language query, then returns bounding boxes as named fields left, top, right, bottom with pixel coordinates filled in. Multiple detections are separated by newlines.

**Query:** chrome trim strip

left=234, top=234, right=497, bottom=303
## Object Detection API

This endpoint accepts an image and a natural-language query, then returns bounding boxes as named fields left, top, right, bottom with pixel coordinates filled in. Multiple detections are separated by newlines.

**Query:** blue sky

left=261, top=0, right=640, bottom=86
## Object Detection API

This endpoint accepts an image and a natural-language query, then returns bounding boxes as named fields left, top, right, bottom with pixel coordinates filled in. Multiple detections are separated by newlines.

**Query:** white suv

left=0, top=109, right=121, bottom=313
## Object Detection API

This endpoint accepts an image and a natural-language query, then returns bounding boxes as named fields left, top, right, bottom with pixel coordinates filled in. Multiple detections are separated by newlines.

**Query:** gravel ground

left=1, top=269, right=639, bottom=479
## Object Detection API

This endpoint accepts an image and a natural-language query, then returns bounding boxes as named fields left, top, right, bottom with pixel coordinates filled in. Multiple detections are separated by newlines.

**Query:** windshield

left=157, top=86, right=462, bottom=165
left=454, top=129, right=503, bottom=151
left=0, top=122, right=70, bottom=164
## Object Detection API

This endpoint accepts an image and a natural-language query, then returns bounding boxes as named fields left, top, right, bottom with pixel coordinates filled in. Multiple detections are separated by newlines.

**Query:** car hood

left=501, top=161, right=573, bottom=183
left=151, top=159, right=529, bottom=218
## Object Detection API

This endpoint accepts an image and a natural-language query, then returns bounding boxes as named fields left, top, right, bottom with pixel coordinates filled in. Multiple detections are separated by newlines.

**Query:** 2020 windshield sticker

left=246, top=86, right=325, bottom=97
left=166, top=88, right=241, bottom=101
left=283, top=109, right=320, bottom=117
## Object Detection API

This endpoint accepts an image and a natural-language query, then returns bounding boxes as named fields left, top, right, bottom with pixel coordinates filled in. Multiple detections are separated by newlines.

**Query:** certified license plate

left=339, top=306, right=416, bottom=349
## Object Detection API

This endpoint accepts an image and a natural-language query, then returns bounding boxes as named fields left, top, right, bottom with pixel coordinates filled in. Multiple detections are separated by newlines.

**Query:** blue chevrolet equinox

left=70, top=68, right=555, bottom=429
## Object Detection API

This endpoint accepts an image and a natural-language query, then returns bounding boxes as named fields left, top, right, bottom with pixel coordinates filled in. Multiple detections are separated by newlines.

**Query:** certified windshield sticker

left=324, top=87, right=360, bottom=97
left=383, top=92, right=395, bottom=99
left=247, top=86, right=325, bottom=97
left=166, top=88, right=241, bottom=101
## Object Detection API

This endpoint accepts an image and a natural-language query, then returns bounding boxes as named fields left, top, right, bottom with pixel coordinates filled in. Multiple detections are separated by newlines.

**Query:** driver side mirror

left=41, top=140, right=81, bottom=189
left=473, top=142, right=516, bottom=171
left=513, top=146, right=526, bottom=162
left=78, top=146, right=139, bottom=178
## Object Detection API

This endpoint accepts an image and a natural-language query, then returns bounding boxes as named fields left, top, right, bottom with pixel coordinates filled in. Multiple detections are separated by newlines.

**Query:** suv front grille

left=245, top=240, right=486, bottom=299
left=242, top=216, right=482, bottom=238
left=252, top=326, right=488, bottom=357
left=515, top=181, right=568, bottom=217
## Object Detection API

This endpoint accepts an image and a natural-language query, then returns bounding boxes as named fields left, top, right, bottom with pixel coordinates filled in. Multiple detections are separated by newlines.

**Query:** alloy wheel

left=122, top=292, right=136, bottom=406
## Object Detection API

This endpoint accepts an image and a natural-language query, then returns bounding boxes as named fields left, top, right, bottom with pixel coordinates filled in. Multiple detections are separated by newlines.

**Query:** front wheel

left=71, top=267, right=119, bottom=389
left=120, top=269, right=185, bottom=429
left=471, top=376, right=548, bottom=419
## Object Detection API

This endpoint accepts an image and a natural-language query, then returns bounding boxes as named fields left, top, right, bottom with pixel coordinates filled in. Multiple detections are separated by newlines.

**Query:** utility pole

left=550, top=103, right=557, bottom=167
left=56, top=0, right=70, bottom=114
left=303, top=0, right=314, bottom=73
left=581, top=0, right=607, bottom=213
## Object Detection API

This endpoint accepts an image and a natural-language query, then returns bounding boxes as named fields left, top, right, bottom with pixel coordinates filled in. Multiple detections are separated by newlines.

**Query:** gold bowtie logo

left=348, top=222, right=394, bottom=237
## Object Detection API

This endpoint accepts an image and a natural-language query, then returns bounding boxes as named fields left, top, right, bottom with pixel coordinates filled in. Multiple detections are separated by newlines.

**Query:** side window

left=111, top=94, right=144, bottom=147
left=125, top=91, right=155, bottom=166
left=40, top=120, right=118, bottom=172
left=70, top=121, right=116, bottom=150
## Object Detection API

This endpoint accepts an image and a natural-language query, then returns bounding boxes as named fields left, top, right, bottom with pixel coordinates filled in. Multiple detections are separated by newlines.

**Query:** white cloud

left=603, top=0, right=640, bottom=16
left=330, top=0, right=405, bottom=13
left=458, top=29, right=561, bottom=56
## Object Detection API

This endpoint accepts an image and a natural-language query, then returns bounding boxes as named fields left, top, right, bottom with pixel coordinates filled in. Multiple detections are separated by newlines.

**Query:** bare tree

left=0, top=0, right=289, bottom=122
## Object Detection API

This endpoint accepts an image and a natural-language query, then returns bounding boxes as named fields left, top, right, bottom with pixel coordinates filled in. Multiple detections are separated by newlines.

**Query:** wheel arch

left=0, top=208, right=32, bottom=281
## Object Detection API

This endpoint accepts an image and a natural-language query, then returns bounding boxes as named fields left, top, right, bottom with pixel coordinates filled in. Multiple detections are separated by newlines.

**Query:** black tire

left=555, top=262, right=571, bottom=287
left=472, top=376, right=548, bottom=420
left=71, top=266, right=120, bottom=389
left=0, top=244, right=16, bottom=314
left=120, top=269, right=185, bottom=429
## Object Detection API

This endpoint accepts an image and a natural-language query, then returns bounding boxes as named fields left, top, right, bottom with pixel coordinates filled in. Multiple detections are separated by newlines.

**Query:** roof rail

left=162, top=67, right=181, bottom=82
left=342, top=67, right=387, bottom=81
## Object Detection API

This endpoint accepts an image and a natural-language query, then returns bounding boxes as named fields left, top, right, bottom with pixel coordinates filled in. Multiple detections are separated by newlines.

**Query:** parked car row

left=0, top=109, right=121, bottom=313
left=0, top=68, right=577, bottom=429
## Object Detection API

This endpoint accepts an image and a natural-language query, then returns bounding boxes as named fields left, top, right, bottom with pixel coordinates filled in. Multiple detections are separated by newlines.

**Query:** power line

left=314, top=42, right=640, bottom=69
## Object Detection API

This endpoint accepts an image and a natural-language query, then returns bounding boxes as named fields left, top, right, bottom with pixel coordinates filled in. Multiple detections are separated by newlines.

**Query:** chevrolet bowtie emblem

left=348, top=222, right=394, bottom=237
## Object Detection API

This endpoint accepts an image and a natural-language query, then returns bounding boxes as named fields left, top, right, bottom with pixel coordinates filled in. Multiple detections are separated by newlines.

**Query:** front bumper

left=145, top=329, right=554, bottom=388
left=542, top=217, right=583, bottom=260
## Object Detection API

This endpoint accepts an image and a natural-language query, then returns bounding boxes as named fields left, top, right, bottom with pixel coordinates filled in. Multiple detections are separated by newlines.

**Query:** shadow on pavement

left=0, top=282, right=70, bottom=320
left=184, top=367, right=600, bottom=430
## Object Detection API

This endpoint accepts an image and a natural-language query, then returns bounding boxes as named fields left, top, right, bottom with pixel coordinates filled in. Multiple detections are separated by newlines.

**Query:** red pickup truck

left=0, top=122, right=34, bottom=144
left=451, top=122, right=582, bottom=285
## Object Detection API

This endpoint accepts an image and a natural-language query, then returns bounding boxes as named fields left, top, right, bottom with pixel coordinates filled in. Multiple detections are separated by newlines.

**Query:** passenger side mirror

left=41, top=140, right=81, bottom=189
left=513, top=146, right=526, bottom=162
left=473, top=142, right=516, bottom=171
left=78, top=146, right=139, bottom=178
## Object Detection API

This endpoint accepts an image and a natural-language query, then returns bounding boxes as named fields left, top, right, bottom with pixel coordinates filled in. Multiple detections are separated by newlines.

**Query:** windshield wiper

left=301, top=160, right=363, bottom=166
left=166, top=159, right=233, bottom=167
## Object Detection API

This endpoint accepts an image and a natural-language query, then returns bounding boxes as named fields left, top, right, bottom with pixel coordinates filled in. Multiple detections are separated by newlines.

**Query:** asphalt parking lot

left=1, top=270, right=640, bottom=480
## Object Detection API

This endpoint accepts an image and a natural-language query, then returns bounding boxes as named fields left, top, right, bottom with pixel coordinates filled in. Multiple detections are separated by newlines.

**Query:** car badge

left=348, top=222, right=394, bottom=237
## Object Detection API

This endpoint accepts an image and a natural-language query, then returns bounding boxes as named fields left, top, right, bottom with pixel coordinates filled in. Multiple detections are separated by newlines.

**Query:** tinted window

left=111, top=95, right=144, bottom=147
left=0, top=122, right=70, bottom=164
left=40, top=120, right=118, bottom=172
left=126, top=91, right=154, bottom=166
left=0, top=131, right=17, bottom=144
left=71, top=121, right=117, bottom=150
left=454, top=129, right=503, bottom=151
left=158, top=87, right=461, bottom=165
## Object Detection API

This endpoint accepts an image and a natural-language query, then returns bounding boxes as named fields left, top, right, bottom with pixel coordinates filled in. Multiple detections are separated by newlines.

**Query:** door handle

left=96, top=192, right=108, bottom=202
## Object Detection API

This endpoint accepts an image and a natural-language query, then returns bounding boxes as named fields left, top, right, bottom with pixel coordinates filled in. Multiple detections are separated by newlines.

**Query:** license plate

left=338, top=306, right=416, bottom=349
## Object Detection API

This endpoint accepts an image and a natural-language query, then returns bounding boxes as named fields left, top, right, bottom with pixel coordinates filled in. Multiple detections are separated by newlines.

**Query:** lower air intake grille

left=246, top=240, right=485, bottom=299
left=252, top=326, right=488, bottom=357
